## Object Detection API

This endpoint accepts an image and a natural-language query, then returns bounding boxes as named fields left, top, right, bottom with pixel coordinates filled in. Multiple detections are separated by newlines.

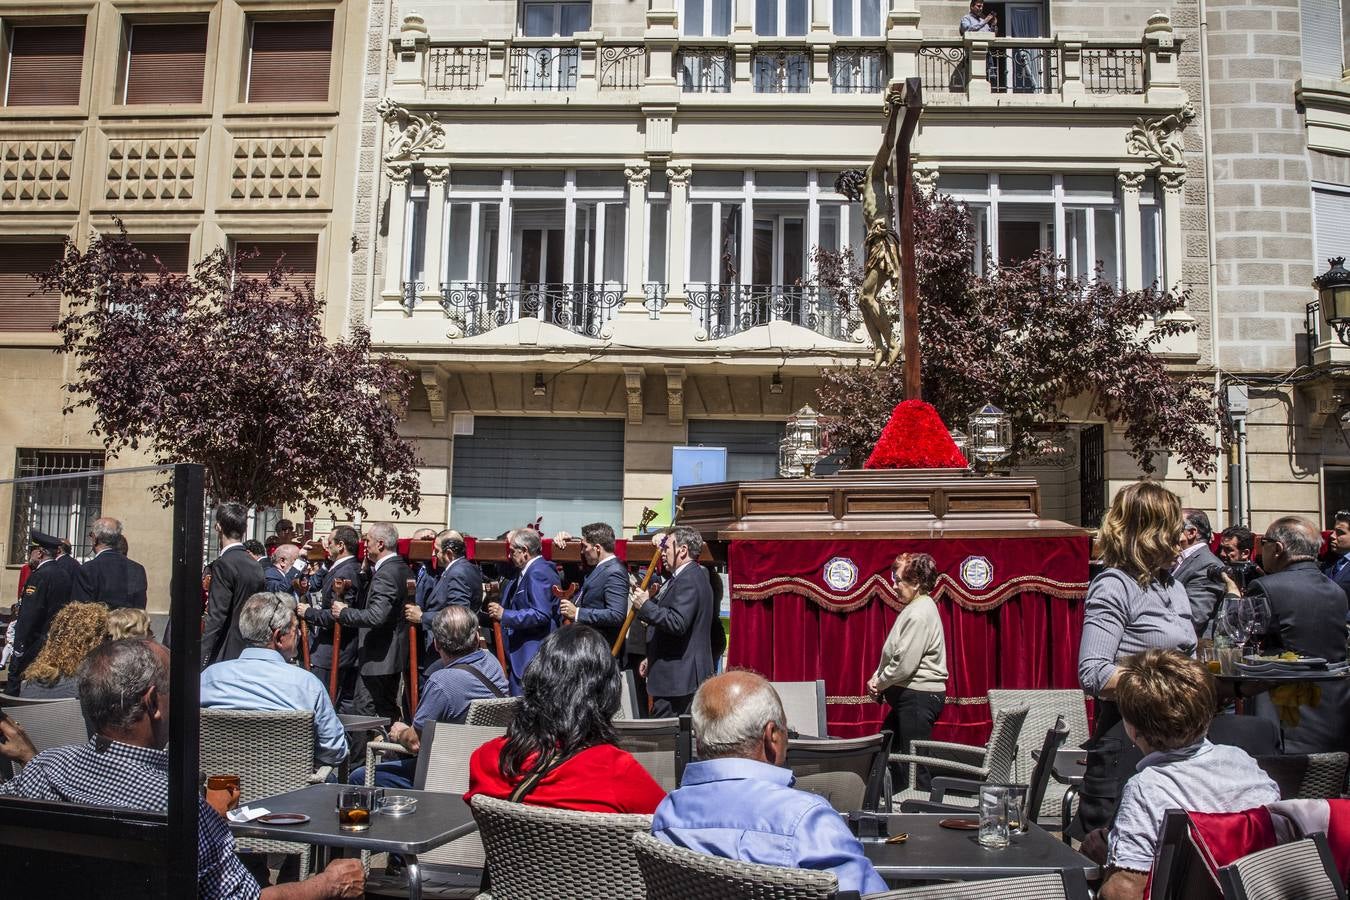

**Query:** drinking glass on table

left=1242, top=594, right=1271, bottom=655
left=1217, top=598, right=1250, bottom=655
left=337, top=787, right=378, bottom=832
left=978, top=785, right=1010, bottom=849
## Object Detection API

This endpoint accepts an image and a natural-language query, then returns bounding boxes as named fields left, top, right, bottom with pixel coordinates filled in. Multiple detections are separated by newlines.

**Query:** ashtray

left=379, top=796, right=418, bottom=817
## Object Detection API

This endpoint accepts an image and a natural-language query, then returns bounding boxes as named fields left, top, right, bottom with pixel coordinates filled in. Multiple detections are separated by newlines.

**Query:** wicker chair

left=618, top=669, right=640, bottom=721
left=988, top=689, right=1089, bottom=819
left=1256, top=752, right=1350, bottom=800
left=770, top=680, right=828, bottom=738
left=470, top=794, right=651, bottom=899
left=465, top=697, right=521, bottom=727
left=199, top=708, right=324, bottom=878
left=614, top=716, right=692, bottom=791
left=1218, top=834, right=1346, bottom=900
left=892, top=704, right=1029, bottom=809
left=3, top=698, right=87, bottom=770
left=785, top=732, right=891, bottom=813
left=632, top=832, right=838, bottom=900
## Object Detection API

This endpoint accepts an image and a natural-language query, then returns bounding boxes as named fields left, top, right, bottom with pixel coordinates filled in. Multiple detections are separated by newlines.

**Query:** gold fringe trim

left=733, top=573, right=1088, bottom=613
left=826, top=695, right=990, bottom=706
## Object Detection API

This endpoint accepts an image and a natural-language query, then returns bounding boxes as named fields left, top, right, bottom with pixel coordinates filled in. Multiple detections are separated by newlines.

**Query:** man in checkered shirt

left=0, top=637, right=362, bottom=899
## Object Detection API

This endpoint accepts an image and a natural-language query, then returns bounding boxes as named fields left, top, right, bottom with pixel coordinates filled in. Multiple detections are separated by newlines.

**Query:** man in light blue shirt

left=651, top=671, right=887, bottom=896
left=201, top=591, right=348, bottom=767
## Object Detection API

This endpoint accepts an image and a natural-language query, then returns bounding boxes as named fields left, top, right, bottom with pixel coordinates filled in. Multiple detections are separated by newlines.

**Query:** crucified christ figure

left=835, top=83, right=907, bottom=366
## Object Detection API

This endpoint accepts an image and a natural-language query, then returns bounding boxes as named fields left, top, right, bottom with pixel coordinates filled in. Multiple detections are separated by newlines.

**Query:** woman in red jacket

left=466, top=624, right=666, bottom=814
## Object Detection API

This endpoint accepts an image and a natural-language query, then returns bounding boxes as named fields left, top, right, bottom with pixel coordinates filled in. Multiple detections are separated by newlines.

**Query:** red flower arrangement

left=863, top=399, right=969, bottom=470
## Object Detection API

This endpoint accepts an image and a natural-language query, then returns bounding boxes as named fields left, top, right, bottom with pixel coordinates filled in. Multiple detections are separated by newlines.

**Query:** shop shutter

left=123, top=23, right=208, bottom=104
left=246, top=20, right=332, bottom=102
left=687, top=419, right=785, bottom=481
left=5, top=25, right=84, bottom=106
left=0, top=242, right=65, bottom=331
left=235, top=240, right=318, bottom=296
left=452, top=416, right=624, bottom=537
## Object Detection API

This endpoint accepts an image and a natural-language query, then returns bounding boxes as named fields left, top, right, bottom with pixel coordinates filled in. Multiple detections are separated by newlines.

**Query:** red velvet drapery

left=726, top=537, right=1089, bottom=742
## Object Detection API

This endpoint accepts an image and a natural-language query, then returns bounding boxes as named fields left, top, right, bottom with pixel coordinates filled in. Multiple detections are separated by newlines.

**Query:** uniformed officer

left=6, top=530, right=78, bottom=693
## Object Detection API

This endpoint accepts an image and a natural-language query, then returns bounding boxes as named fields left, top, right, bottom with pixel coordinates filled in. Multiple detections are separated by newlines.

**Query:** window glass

left=513, top=169, right=567, bottom=190
left=756, top=171, right=808, bottom=191
left=1141, top=205, right=1160, bottom=288
left=692, top=170, right=745, bottom=191
left=648, top=202, right=669, bottom=283
left=998, top=174, right=1053, bottom=195
left=575, top=170, right=625, bottom=190
left=8, top=450, right=105, bottom=564
left=451, top=170, right=503, bottom=191
left=938, top=173, right=989, bottom=194
left=1062, top=175, right=1116, bottom=198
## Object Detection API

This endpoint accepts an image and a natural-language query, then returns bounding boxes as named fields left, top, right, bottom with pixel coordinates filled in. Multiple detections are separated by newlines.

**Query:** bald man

left=650, top=671, right=887, bottom=896
left=406, top=531, right=482, bottom=656
left=1243, top=516, right=1349, bottom=754
left=265, top=544, right=303, bottom=596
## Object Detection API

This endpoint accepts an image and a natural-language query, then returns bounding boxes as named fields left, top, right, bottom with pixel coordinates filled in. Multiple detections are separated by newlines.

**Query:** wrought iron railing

left=988, top=45, right=1060, bottom=94
left=1082, top=47, right=1145, bottom=94
left=685, top=284, right=861, bottom=341
left=598, top=44, right=647, bottom=90
left=643, top=282, right=667, bottom=319
left=752, top=48, right=811, bottom=93
left=829, top=47, right=887, bottom=93
left=401, top=280, right=424, bottom=313
left=429, top=46, right=488, bottom=90
left=440, top=282, right=624, bottom=338
left=508, top=46, right=580, bottom=91
left=677, top=47, right=732, bottom=93
left=919, top=44, right=968, bottom=92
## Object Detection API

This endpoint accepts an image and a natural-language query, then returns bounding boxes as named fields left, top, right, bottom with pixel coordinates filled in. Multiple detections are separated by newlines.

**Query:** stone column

left=1059, top=33, right=1085, bottom=98
left=382, top=163, right=412, bottom=304
left=965, top=37, right=991, bottom=96
left=1118, top=170, right=1145, bottom=292
left=1160, top=169, right=1185, bottom=292
left=734, top=0, right=755, bottom=34
left=418, top=164, right=448, bottom=311
left=666, top=165, right=692, bottom=305
left=622, top=165, right=650, bottom=311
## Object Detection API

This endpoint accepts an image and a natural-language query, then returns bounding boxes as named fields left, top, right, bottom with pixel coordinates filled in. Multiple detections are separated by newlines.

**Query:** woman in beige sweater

left=867, top=552, right=948, bottom=790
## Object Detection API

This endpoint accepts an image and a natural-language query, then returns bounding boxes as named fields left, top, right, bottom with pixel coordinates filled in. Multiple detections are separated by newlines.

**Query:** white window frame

left=831, top=0, right=883, bottom=36
left=520, top=1, right=591, bottom=37
left=682, top=0, right=733, bottom=36
left=756, top=0, right=809, bottom=37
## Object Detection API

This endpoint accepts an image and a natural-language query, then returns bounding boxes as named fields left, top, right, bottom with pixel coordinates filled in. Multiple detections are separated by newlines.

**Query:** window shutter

left=118, top=241, right=191, bottom=278
left=247, top=20, right=332, bottom=103
left=236, top=240, right=319, bottom=295
left=124, top=23, right=207, bottom=104
left=0, top=242, right=64, bottom=331
left=5, top=25, right=85, bottom=106
left=1314, top=187, right=1350, bottom=270
left=1301, top=0, right=1344, bottom=80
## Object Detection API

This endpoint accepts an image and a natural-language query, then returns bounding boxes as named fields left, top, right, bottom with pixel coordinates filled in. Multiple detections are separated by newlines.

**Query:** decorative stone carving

left=624, top=165, right=650, bottom=188
left=665, top=165, right=691, bottom=187
left=665, top=366, right=685, bottom=425
left=624, top=367, right=644, bottom=425
left=1125, top=102, right=1196, bottom=167
left=423, top=164, right=449, bottom=186
left=105, top=138, right=195, bottom=202
left=420, top=365, right=447, bottom=423
left=2, top=140, right=75, bottom=203
left=913, top=166, right=939, bottom=195
left=376, top=98, right=447, bottom=163
left=1159, top=170, right=1186, bottom=192
left=230, top=137, right=323, bottom=201
left=1117, top=171, right=1146, bottom=192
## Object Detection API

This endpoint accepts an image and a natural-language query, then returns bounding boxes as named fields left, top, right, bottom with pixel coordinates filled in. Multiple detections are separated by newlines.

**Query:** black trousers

left=310, top=665, right=358, bottom=714
left=352, top=672, right=403, bottom=721
left=882, top=686, right=945, bottom=791
left=650, top=694, right=694, bottom=718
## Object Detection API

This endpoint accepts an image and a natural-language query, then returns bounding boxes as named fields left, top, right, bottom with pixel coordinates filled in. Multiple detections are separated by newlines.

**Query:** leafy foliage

left=42, top=227, right=422, bottom=516
left=815, top=191, right=1218, bottom=484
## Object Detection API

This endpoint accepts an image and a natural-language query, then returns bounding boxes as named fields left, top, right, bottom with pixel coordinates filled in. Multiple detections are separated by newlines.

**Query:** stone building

left=0, top=0, right=370, bottom=603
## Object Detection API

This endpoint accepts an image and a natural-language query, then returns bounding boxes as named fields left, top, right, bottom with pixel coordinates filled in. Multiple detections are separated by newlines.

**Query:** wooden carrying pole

left=492, top=619, right=509, bottom=677
left=406, top=578, right=419, bottom=713
left=328, top=624, right=342, bottom=703
left=610, top=505, right=668, bottom=658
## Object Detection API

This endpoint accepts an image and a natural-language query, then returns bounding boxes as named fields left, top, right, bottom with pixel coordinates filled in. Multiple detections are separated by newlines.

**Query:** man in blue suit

left=556, top=522, right=629, bottom=648
left=406, top=531, right=483, bottom=658
left=1323, top=511, right=1350, bottom=607
left=486, top=528, right=559, bottom=694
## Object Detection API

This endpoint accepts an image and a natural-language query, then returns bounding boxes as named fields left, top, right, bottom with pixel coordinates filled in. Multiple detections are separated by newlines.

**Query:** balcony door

left=522, top=1, right=590, bottom=36
left=753, top=213, right=806, bottom=324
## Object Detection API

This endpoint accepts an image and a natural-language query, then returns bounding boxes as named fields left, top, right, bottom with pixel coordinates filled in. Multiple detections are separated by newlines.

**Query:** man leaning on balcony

left=959, top=0, right=997, bottom=35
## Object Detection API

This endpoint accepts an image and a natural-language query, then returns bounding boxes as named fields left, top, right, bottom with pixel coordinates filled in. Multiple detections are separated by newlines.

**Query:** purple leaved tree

left=815, top=190, right=1219, bottom=485
left=41, top=228, right=421, bottom=516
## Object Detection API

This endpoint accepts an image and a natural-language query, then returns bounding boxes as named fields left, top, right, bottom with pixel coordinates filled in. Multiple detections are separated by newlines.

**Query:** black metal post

left=167, top=463, right=205, bottom=899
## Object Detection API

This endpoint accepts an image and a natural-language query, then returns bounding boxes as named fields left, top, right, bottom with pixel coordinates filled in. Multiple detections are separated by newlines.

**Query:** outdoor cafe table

left=227, top=783, right=477, bottom=900
left=1215, top=668, right=1350, bottom=713
left=338, top=713, right=390, bottom=734
left=859, top=813, right=1099, bottom=886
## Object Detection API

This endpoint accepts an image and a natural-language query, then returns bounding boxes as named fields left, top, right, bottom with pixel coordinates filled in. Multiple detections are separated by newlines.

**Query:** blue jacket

left=574, top=556, right=629, bottom=647
left=499, top=556, right=560, bottom=694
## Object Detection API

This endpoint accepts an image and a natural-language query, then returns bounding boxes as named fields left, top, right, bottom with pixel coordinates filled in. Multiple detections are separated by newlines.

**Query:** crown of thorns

left=835, top=169, right=866, bottom=201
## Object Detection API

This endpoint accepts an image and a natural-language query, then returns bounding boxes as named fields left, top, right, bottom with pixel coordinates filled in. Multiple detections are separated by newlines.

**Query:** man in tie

left=406, top=531, right=482, bottom=662
left=1173, top=508, right=1226, bottom=639
left=485, top=528, right=559, bottom=695
left=1322, top=511, right=1350, bottom=606
left=556, top=523, right=629, bottom=648
left=631, top=526, right=716, bottom=717
left=331, top=523, right=410, bottom=723
left=299, top=525, right=362, bottom=711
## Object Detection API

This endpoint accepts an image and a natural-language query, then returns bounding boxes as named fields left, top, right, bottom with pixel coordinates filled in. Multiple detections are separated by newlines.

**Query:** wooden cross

left=890, top=77, right=924, bottom=401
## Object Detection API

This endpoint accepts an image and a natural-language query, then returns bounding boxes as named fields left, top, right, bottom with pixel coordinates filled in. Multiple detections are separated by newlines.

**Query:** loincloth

left=864, top=226, right=902, bottom=279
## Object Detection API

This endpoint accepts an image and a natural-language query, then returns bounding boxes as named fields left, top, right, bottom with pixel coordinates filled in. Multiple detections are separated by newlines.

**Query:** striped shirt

left=1078, top=569, right=1196, bottom=697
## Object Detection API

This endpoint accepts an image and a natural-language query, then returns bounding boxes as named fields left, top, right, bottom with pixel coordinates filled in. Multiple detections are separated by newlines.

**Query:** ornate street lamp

left=778, top=405, right=824, bottom=477
left=967, top=402, right=1012, bottom=473
left=1315, top=257, right=1350, bottom=346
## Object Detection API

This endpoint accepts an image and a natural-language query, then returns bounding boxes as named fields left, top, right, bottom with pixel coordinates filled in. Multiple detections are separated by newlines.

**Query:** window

left=756, top=0, right=808, bottom=36
left=122, top=22, right=207, bottom=104
left=9, top=450, right=104, bottom=565
left=0, top=241, right=65, bottom=331
left=4, top=24, right=84, bottom=106
left=683, top=0, right=732, bottom=36
left=521, top=2, right=591, bottom=36
left=687, top=420, right=786, bottom=481
left=245, top=19, right=332, bottom=103
left=1314, top=184, right=1350, bottom=275
left=1301, top=0, right=1343, bottom=80
left=118, top=240, right=191, bottom=277
left=234, top=240, right=319, bottom=295
left=832, top=0, right=882, bottom=36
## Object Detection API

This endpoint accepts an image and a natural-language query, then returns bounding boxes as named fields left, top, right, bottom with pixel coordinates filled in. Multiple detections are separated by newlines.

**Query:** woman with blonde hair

left=107, top=607, right=153, bottom=641
left=20, top=602, right=110, bottom=700
left=1073, top=480, right=1197, bottom=837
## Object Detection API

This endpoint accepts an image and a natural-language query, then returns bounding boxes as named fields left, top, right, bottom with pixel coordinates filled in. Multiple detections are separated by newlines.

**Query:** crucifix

left=835, top=77, right=924, bottom=398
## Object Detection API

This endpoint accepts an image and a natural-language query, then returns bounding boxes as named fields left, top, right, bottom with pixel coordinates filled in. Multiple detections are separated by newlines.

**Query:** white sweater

left=872, top=593, right=947, bottom=693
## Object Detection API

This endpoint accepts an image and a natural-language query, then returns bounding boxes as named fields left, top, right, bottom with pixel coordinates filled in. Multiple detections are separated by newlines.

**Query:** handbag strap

left=449, top=662, right=507, bottom=698
left=507, top=746, right=584, bottom=803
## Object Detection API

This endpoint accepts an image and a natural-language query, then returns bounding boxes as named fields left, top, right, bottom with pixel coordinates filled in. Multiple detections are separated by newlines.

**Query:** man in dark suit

left=332, top=523, right=410, bottom=722
left=632, top=525, right=715, bottom=717
left=6, top=530, right=78, bottom=692
left=557, top=522, right=629, bottom=649
left=486, top=528, right=559, bottom=695
left=299, top=525, right=362, bottom=712
left=264, top=543, right=302, bottom=596
left=1175, top=508, right=1226, bottom=639
left=406, top=532, right=481, bottom=656
left=201, top=503, right=268, bottom=667
left=1246, top=516, right=1350, bottom=754
left=70, top=518, right=148, bottom=610
left=1321, top=510, right=1350, bottom=605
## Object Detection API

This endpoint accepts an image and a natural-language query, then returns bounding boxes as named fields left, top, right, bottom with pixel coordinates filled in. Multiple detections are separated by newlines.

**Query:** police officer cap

left=29, top=529, right=63, bottom=551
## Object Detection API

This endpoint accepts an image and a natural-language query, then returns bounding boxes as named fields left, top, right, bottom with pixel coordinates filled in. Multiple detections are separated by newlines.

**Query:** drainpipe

left=1198, top=0, right=1226, bottom=527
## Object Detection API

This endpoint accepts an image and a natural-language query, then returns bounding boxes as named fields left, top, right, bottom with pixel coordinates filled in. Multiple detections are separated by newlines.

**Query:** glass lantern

left=967, top=402, right=1012, bottom=471
left=1315, top=257, right=1350, bottom=346
left=778, top=405, right=824, bottom=477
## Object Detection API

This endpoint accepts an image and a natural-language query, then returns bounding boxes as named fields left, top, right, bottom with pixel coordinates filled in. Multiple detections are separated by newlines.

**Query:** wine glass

left=1241, top=594, right=1271, bottom=656
left=1216, top=596, right=1250, bottom=653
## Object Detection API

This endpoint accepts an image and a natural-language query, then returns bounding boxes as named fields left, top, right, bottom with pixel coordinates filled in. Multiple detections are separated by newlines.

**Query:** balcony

left=919, top=39, right=1144, bottom=97
left=425, top=282, right=627, bottom=339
